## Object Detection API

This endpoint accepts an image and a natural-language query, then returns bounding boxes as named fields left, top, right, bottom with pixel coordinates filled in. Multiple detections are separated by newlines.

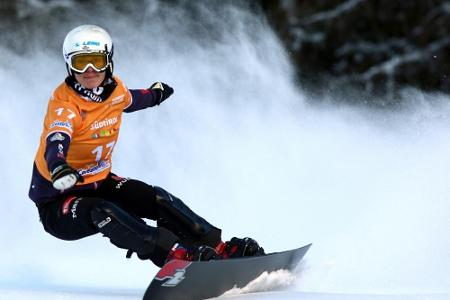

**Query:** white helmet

left=62, top=25, right=114, bottom=75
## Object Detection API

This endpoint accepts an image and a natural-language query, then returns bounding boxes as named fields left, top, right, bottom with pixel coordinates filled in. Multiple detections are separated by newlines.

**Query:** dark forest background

left=2, top=0, right=450, bottom=105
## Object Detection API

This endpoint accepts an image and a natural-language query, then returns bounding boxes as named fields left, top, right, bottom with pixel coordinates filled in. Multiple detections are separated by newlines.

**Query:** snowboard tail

left=143, top=243, right=311, bottom=300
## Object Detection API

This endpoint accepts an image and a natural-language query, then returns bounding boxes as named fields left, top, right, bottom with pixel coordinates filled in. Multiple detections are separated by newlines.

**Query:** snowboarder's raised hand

left=149, top=82, right=174, bottom=105
left=51, top=163, right=84, bottom=191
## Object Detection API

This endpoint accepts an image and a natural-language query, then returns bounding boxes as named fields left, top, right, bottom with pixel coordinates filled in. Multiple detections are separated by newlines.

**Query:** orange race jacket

left=29, top=76, right=160, bottom=204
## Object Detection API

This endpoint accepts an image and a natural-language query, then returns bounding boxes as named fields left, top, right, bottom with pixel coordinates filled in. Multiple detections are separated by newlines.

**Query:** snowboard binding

left=216, top=237, right=265, bottom=259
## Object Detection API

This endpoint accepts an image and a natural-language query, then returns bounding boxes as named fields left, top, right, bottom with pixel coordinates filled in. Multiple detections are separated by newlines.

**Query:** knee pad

left=154, top=186, right=221, bottom=248
left=91, top=200, right=178, bottom=267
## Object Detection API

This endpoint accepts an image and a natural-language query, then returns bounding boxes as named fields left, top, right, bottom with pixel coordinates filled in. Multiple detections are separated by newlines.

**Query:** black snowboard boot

left=216, top=237, right=265, bottom=259
left=165, top=243, right=218, bottom=264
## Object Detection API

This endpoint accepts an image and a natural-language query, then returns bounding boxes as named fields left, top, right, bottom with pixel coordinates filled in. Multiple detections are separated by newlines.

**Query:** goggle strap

left=70, top=52, right=109, bottom=73
left=71, top=63, right=108, bottom=74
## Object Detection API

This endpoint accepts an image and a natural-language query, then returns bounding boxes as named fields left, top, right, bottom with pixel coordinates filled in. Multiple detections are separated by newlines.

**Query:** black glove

left=50, top=162, right=84, bottom=191
left=149, top=82, right=174, bottom=105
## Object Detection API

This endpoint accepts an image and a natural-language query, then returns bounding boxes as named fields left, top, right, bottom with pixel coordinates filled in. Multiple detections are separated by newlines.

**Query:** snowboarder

left=28, top=24, right=264, bottom=268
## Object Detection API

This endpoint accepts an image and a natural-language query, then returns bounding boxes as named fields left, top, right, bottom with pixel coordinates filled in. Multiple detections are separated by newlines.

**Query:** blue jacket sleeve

left=125, top=89, right=159, bottom=112
left=44, top=132, right=71, bottom=172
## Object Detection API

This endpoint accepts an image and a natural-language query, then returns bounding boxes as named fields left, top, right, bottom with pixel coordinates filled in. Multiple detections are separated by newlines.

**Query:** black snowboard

left=143, top=243, right=311, bottom=300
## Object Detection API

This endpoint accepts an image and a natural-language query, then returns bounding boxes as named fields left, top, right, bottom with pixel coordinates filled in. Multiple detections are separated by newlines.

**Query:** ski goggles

left=69, top=52, right=109, bottom=73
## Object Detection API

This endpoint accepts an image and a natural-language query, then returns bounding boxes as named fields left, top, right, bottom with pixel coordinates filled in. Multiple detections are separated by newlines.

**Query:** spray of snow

left=221, top=270, right=297, bottom=297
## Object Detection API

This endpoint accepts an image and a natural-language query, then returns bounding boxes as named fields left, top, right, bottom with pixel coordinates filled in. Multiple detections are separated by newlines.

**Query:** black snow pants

left=37, top=173, right=221, bottom=267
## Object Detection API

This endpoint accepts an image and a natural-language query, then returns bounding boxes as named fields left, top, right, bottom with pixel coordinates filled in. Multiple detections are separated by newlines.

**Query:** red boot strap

left=215, top=241, right=226, bottom=255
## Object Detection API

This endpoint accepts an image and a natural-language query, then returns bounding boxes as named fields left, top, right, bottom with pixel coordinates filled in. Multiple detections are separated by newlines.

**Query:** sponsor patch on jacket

left=90, top=116, right=118, bottom=131
left=91, top=128, right=117, bottom=139
left=50, top=120, right=72, bottom=131
left=49, top=132, right=65, bottom=142
left=78, top=160, right=111, bottom=176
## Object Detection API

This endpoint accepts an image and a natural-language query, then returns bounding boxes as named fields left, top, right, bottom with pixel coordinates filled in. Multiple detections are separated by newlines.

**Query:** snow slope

left=0, top=1, right=449, bottom=299
left=2, top=291, right=449, bottom=300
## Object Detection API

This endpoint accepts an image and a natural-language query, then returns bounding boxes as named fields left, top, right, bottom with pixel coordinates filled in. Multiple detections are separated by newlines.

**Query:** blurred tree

left=260, top=0, right=450, bottom=101
left=3, top=0, right=450, bottom=102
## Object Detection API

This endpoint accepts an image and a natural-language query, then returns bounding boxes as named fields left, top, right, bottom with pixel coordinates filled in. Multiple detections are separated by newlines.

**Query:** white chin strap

left=53, top=174, right=78, bottom=191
